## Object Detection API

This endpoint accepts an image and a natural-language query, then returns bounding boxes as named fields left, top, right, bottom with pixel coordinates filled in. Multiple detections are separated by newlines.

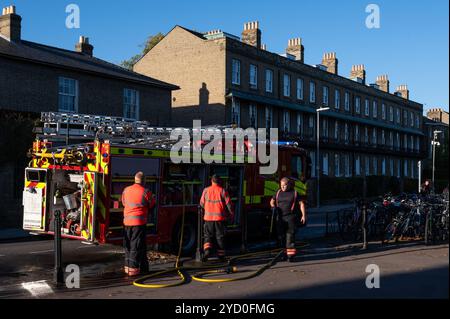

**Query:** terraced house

left=134, top=21, right=426, bottom=193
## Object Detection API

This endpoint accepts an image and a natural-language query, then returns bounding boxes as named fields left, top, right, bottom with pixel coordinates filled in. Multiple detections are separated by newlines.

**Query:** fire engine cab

left=23, top=112, right=311, bottom=254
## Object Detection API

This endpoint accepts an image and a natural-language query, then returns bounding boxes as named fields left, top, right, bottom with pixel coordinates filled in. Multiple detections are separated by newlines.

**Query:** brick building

left=0, top=5, right=178, bottom=123
left=134, top=22, right=426, bottom=192
left=0, top=5, right=178, bottom=227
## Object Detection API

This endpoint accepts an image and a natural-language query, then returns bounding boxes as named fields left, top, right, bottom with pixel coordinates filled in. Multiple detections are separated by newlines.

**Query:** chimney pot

left=241, top=20, right=261, bottom=49
left=75, top=35, right=94, bottom=56
left=0, top=5, right=21, bottom=41
left=322, top=51, right=338, bottom=74
left=286, top=37, right=304, bottom=63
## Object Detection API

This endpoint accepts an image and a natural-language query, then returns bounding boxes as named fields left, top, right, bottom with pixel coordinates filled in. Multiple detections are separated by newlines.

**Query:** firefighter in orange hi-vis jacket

left=200, top=175, right=234, bottom=262
left=121, top=171, right=155, bottom=276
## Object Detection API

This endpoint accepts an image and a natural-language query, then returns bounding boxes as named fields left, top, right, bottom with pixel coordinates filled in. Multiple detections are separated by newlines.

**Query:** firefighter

left=121, top=171, right=155, bottom=276
left=200, top=175, right=234, bottom=262
left=270, top=177, right=307, bottom=262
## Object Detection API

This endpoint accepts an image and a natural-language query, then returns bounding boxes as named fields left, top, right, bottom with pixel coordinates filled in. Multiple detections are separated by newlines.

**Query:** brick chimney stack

left=350, top=65, right=366, bottom=84
left=321, top=52, right=338, bottom=74
left=241, top=21, right=261, bottom=49
left=75, top=36, right=94, bottom=56
left=395, top=85, right=409, bottom=100
left=0, top=5, right=21, bottom=42
left=375, top=75, right=390, bottom=93
left=286, top=38, right=304, bottom=63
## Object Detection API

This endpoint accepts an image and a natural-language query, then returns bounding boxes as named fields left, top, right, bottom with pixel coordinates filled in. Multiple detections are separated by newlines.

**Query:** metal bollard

left=195, top=205, right=203, bottom=262
left=362, top=203, right=368, bottom=250
left=54, top=210, right=64, bottom=285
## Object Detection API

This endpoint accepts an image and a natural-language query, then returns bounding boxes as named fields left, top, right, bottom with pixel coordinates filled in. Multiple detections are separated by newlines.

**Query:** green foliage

left=120, top=33, right=165, bottom=70
left=0, top=111, right=38, bottom=165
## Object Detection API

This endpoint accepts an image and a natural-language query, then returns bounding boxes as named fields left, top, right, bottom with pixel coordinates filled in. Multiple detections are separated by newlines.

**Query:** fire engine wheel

left=171, top=217, right=197, bottom=256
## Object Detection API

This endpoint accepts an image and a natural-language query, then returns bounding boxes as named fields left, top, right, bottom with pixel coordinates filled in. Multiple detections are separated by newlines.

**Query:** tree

left=120, top=33, right=165, bottom=70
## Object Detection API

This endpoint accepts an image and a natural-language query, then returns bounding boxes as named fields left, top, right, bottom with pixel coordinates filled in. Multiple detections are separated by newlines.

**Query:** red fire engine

left=23, top=112, right=311, bottom=254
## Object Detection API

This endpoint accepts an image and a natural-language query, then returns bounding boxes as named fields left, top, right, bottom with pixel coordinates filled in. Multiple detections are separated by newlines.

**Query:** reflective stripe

left=275, top=190, right=298, bottom=211
left=124, top=216, right=146, bottom=220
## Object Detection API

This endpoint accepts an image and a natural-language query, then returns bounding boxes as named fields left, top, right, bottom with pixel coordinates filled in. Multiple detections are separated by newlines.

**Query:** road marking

left=29, top=250, right=54, bottom=254
left=21, top=280, right=54, bottom=297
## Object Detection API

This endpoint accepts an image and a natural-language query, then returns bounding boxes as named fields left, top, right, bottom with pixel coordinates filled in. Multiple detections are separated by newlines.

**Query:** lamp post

left=316, top=107, right=330, bottom=208
left=431, top=130, right=442, bottom=192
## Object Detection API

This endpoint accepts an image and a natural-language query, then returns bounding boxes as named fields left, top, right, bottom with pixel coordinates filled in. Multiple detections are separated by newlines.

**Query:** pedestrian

left=121, top=171, right=155, bottom=276
left=420, top=179, right=432, bottom=196
left=270, top=177, right=307, bottom=262
left=200, top=175, right=234, bottom=262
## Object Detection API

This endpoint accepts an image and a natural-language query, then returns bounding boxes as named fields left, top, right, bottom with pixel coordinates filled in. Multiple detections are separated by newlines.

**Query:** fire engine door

left=209, top=165, right=244, bottom=227
left=23, top=168, right=49, bottom=232
left=80, top=172, right=97, bottom=241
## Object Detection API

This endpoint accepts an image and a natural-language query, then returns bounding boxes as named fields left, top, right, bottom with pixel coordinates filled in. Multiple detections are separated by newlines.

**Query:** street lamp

left=431, top=130, right=442, bottom=192
left=316, top=107, right=330, bottom=208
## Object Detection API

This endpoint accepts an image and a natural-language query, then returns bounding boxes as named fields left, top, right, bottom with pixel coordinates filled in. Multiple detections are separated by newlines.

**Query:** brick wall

left=0, top=56, right=172, bottom=125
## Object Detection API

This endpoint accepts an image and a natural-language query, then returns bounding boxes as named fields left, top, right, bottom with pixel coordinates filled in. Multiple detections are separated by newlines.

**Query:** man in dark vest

left=270, top=177, right=307, bottom=262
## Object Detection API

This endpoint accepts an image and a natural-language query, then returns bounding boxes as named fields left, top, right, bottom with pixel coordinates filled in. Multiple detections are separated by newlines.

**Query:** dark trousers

left=277, top=214, right=297, bottom=257
left=123, top=225, right=149, bottom=270
left=203, top=221, right=226, bottom=256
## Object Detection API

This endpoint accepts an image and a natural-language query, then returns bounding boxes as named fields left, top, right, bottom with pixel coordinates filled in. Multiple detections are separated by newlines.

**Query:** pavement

left=0, top=202, right=354, bottom=242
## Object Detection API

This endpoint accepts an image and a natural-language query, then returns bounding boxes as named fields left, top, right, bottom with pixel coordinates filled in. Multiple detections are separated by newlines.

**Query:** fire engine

left=23, top=112, right=311, bottom=254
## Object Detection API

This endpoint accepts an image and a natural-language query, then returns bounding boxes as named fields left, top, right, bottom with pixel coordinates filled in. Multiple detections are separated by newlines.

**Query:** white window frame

left=389, top=106, right=394, bottom=122
left=232, top=59, right=241, bottom=85
left=310, top=82, right=316, bottom=103
left=404, top=159, right=408, bottom=177
left=382, top=103, right=386, bottom=120
left=249, top=64, right=258, bottom=89
left=372, top=128, right=377, bottom=145
left=323, top=86, right=329, bottom=106
left=390, top=159, right=394, bottom=176
left=365, top=156, right=370, bottom=176
left=389, top=131, right=393, bottom=148
left=323, top=153, right=329, bottom=176
left=296, top=78, right=304, bottom=100
left=344, top=92, right=350, bottom=111
left=345, top=154, right=351, bottom=177
left=355, top=124, right=360, bottom=143
left=123, top=88, right=140, bottom=120
left=322, top=118, right=328, bottom=138
left=283, top=74, right=291, bottom=97
left=249, top=103, right=257, bottom=128
left=410, top=112, right=414, bottom=127
left=364, top=127, right=369, bottom=144
left=58, top=77, right=79, bottom=112
left=355, top=155, right=361, bottom=176
left=365, top=99, right=370, bottom=116
left=283, top=110, right=290, bottom=132
left=396, top=108, right=401, bottom=123
left=231, top=98, right=241, bottom=126
left=415, top=136, right=420, bottom=151
left=397, top=159, right=401, bottom=178
left=382, top=158, right=386, bottom=175
left=296, top=113, right=303, bottom=135
left=334, top=120, right=339, bottom=140
left=372, top=101, right=377, bottom=118
left=381, top=129, right=385, bottom=145
left=355, top=97, right=361, bottom=114
left=373, top=157, right=378, bottom=175
left=335, top=89, right=340, bottom=109
left=415, top=115, right=420, bottom=128
left=334, top=154, right=340, bottom=177
left=404, top=134, right=408, bottom=150
left=265, top=69, right=273, bottom=93
left=344, top=123, right=349, bottom=143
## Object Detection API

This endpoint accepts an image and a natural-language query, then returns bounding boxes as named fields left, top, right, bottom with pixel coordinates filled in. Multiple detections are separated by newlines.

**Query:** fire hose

left=132, top=186, right=308, bottom=288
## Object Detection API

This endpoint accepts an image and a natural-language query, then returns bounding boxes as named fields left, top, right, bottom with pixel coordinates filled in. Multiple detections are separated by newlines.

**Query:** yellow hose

left=133, top=183, right=309, bottom=288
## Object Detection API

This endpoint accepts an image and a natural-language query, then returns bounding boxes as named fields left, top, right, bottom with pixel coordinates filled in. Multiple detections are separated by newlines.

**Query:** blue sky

left=3, top=0, right=449, bottom=113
